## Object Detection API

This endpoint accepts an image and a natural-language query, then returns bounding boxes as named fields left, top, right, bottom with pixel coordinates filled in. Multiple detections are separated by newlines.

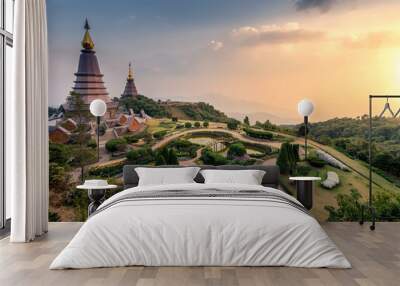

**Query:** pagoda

left=121, top=62, right=139, bottom=98
left=63, top=19, right=117, bottom=119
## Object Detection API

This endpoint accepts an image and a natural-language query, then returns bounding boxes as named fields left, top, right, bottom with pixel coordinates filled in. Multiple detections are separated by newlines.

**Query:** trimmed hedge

left=153, top=130, right=168, bottom=140
left=88, top=162, right=125, bottom=177
left=244, top=128, right=273, bottom=140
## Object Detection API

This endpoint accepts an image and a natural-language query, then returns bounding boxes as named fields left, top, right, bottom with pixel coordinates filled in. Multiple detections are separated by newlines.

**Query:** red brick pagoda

left=121, top=62, right=139, bottom=98
left=63, top=19, right=117, bottom=119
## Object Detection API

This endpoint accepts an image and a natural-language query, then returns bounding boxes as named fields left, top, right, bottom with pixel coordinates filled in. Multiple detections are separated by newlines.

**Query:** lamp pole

left=304, top=115, right=308, bottom=160
left=96, top=116, right=100, bottom=162
left=90, top=99, right=107, bottom=163
left=298, top=99, right=314, bottom=161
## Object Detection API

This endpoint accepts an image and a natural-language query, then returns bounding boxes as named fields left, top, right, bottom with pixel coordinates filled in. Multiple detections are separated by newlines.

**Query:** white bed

left=50, top=183, right=351, bottom=269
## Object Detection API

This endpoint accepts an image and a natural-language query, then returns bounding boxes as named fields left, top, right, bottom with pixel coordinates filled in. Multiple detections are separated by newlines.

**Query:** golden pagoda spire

left=81, top=18, right=95, bottom=50
left=128, top=62, right=134, bottom=80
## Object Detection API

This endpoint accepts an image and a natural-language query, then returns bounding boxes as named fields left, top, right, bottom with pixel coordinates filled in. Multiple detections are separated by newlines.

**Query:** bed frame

left=123, top=165, right=280, bottom=189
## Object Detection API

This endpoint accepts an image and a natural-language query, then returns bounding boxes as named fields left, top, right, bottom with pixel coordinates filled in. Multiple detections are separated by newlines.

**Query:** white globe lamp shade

left=298, top=99, right=314, bottom=117
left=90, top=99, right=107, bottom=117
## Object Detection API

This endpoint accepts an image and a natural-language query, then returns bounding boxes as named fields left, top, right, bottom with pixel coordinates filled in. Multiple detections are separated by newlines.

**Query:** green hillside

left=306, top=116, right=400, bottom=186
left=163, top=102, right=229, bottom=122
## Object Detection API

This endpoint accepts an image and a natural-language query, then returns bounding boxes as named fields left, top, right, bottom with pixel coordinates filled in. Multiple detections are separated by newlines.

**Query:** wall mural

left=47, top=1, right=400, bottom=222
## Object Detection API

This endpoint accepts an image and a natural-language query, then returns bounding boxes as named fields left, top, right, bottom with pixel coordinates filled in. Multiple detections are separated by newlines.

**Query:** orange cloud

left=342, top=30, right=400, bottom=49
left=231, top=22, right=325, bottom=46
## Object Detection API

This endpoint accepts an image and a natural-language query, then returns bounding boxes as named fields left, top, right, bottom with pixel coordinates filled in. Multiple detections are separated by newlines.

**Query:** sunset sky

left=47, top=0, right=400, bottom=123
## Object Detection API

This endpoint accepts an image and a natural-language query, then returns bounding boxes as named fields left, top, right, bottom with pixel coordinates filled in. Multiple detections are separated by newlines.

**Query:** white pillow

left=200, top=169, right=266, bottom=185
left=136, top=167, right=201, bottom=186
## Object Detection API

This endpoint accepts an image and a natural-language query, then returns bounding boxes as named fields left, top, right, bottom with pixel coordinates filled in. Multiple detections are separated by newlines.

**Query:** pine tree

left=155, top=152, right=167, bottom=166
left=168, top=148, right=179, bottom=165
left=277, top=143, right=291, bottom=174
left=67, top=92, right=96, bottom=182
left=244, top=116, right=250, bottom=126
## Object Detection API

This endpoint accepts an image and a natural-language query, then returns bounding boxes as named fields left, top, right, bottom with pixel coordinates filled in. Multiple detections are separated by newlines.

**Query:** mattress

left=50, top=183, right=351, bottom=269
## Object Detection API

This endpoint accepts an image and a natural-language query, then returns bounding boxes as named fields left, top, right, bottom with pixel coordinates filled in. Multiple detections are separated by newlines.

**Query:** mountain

left=228, top=112, right=298, bottom=125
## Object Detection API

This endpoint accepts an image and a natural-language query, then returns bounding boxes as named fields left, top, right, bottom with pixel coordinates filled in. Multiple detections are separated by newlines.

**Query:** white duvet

left=50, top=183, right=351, bottom=269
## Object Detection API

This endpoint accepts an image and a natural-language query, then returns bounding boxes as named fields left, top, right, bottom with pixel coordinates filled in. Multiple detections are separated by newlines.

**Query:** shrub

left=49, top=163, right=71, bottom=192
left=227, top=142, right=246, bottom=159
left=87, top=139, right=97, bottom=149
left=49, top=211, right=61, bottom=222
left=49, top=143, right=71, bottom=165
left=203, top=121, right=209, bottom=128
left=307, top=154, right=326, bottom=168
left=184, top=122, right=192, bottom=128
left=200, top=148, right=228, bottom=165
left=244, top=128, right=273, bottom=140
left=143, top=132, right=153, bottom=144
left=227, top=119, right=240, bottom=130
left=88, top=162, right=124, bottom=177
left=105, top=138, right=127, bottom=155
left=126, top=147, right=155, bottom=164
left=194, top=121, right=201, bottom=128
left=124, top=129, right=148, bottom=143
left=153, top=130, right=168, bottom=140
left=325, top=189, right=363, bottom=221
left=230, top=158, right=256, bottom=166
left=295, top=165, right=312, bottom=176
left=176, top=124, right=184, bottom=129
left=167, top=139, right=200, bottom=158
left=172, top=117, right=178, bottom=122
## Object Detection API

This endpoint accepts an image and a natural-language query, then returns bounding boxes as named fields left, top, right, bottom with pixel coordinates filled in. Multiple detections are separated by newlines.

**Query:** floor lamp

left=89, top=99, right=107, bottom=162
left=297, top=99, right=314, bottom=160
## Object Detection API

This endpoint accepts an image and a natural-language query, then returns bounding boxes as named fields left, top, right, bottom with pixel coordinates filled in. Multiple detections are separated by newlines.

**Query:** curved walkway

left=151, top=128, right=282, bottom=151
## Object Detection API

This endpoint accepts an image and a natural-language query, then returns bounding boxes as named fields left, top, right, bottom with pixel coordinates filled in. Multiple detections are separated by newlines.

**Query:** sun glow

left=395, top=56, right=400, bottom=84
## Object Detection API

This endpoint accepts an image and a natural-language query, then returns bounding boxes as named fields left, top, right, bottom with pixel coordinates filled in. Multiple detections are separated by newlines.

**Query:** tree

left=168, top=148, right=179, bottom=165
left=227, top=142, right=246, bottom=159
left=203, top=121, right=209, bottom=128
left=227, top=119, right=240, bottom=130
left=297, top=123, right=309, bottom=137
left=194, top=121, right=201, bottom=128
left=48, top=106, right=59, bottom=117
left=119, top=95, right=170, bottom=118
left=243, top=116, right=250, bottom=126
left=277, top=143, right=291, bottom=174
left=66, top=92, right=96, bottom=182
left=184, top=122, right=192, bottom=128
left=49, top=143, right=71, bottom=166
left=126, top=147, right=155, bottom=164
left=155, top=152, right=167, bottom=165
left=155, top=148, right=179, bottom=165
left=105, top=138, right=127, bottom=155
left=49, top=163, right=71, bottom=192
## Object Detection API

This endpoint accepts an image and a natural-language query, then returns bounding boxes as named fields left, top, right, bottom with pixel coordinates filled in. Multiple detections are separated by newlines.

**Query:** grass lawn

left=280, top=162, right=375, bottom=221
left=147, top=118, right=177, bottom=134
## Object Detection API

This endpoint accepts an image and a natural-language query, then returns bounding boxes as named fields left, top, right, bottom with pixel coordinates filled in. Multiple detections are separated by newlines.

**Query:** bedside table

left=289, top=177, right=321, bottom=210
left=77, top=183, right=118, bottom=216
